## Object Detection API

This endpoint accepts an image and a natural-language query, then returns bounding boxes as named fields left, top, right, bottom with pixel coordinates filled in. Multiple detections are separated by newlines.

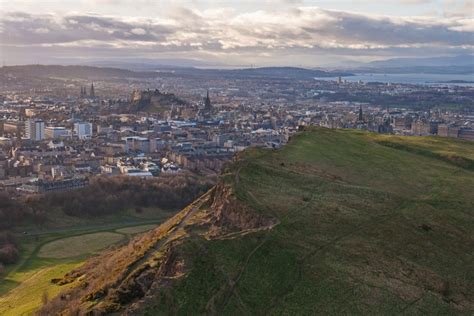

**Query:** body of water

left=316, top=73, right=474, bottom=86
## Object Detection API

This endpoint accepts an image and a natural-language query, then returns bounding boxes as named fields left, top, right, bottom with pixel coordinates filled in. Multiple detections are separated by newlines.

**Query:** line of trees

left=32, top=173, right=216, bottom=217
left=1, top=172, right=216, bottom=229
left=0, top=173, right=216, bottom=269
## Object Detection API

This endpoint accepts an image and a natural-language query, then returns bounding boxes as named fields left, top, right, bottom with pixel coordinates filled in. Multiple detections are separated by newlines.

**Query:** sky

left=0, top=0, right=472, bottom=67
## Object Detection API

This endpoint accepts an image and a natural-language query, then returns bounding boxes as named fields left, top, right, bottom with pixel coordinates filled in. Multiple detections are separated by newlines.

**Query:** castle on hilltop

left=128, top=89, right=187, bottom=113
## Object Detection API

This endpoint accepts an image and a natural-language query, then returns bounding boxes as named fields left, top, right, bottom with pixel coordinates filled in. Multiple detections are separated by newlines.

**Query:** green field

left=38, top=232, right=125, bottom=259
left=0, top=212, right=166, bottom=315
left=36, top=128, right=474, bottom=314
left=116, top=224, right=157, bottom=235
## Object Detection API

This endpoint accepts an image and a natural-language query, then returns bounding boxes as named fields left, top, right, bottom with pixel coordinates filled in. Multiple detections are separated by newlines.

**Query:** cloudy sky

left=0, top=0, right=472, bottom=67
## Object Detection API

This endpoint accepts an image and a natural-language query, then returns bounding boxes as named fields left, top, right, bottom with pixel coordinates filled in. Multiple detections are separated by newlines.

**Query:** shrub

left=0, top=243, right=19, bottom=264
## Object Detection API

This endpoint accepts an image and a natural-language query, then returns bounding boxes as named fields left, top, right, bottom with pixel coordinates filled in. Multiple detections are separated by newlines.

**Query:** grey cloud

left=1, top=13, right=171, bottom=45
left=0, top=7, right=472, bottom=64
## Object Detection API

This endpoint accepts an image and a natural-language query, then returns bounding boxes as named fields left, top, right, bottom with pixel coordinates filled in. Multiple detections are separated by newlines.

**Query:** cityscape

left=1, top=66, right=472, bottom=194
left=0, top=0, right=473, bottom=315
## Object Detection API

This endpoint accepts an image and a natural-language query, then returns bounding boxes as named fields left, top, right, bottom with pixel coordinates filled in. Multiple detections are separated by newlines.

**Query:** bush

left=0, top=244, right=19, bottom=264
left=0, top=193, right=31, bottom=229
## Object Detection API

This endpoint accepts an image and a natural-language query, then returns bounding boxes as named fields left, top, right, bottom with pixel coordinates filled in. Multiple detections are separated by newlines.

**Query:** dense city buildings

left=0, top=66, right=472, bottom=194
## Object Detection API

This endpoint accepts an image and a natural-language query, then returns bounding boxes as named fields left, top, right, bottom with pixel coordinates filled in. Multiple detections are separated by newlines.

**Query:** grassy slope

left=0, top=262, right=81, bottom=316
left=0, top=220, right=162, bottom=315
left=146, top=128, right=474, bottom=315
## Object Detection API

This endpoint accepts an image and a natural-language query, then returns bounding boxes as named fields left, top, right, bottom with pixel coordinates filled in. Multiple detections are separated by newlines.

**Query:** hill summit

left=40, top=128, right=474, bottom=315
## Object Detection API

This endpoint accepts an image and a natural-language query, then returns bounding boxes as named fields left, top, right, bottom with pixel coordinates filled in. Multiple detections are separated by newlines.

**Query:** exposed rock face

left=39, top=180, right=277, bottom=315
left=208, top=182, right=278, bottom=237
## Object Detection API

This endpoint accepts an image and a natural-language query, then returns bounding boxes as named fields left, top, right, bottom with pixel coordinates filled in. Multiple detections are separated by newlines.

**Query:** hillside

left=354, top=55, right=474, bottom=74
left=227, top=67, right=353, bottom=79
left=40, top=128, right=474, bottom=315
left=0, top=65, right=161, bottom=80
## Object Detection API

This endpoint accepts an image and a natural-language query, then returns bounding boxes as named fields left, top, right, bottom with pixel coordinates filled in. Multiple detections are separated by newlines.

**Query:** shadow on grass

left=376, top=140, right=474, bottom=171
left=0, top=278, right=20, bottom=296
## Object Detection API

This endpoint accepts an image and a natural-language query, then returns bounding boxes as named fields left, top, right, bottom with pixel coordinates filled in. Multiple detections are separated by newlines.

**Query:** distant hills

left=82, top=55, right=473, bottom=75
left=0, top=65, right=161, bottom=80
left=367, top=55, right=473, bottom=68
left=228, top=66, right=352, bottom=78
left=354, top=55, right=474, bottom=74
left=2, top=56, right=471, bottom=80
left=85, top=58, right=226, bottom=71
left=40, top=128, right=474, bottom=315
left=0, top=64, right=352, bottom=80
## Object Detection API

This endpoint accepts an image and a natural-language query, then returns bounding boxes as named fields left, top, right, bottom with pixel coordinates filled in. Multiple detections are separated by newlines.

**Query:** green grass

left=37, top=232, right=125, bottom=259
left=0, top=261, right=81, bottom=316
left=11, top=206, right=175, bottom=235
left=144, top=128, right=474, bottom=315
left=0, top=212, right=174, bottom=315
left=116, top=224, right=157, bottom=235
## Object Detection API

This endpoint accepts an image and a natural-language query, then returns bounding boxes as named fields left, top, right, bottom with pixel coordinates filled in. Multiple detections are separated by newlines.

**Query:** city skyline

left=0, top=0, right=472, bottom=66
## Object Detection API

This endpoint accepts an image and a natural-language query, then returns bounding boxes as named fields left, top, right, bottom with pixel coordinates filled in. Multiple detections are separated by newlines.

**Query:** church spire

left=358, top=104, right=363, bottom=121
left=90, top=82, right=95, bottom=98
left=204, top=89, right=212, bottom=112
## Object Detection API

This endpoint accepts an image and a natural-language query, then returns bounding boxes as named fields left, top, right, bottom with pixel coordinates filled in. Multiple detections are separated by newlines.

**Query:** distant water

left=315, top=73, right=474, bottom=86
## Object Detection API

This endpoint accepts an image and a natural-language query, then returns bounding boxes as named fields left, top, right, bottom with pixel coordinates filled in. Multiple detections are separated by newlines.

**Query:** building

left=358, top=105, right=364, bottom=122
left=45, top=126, right=69, bottom=139
left=411, top=120, right=438, bottom=136
left=124, top=136, right=151, bottom=153
left=80, top=86, right=87, bottom=98
left=74, top=122, right=93, bottom=140
left=25, top=119, right=45, bottom=141
left=204, top=90, right=212, bottom=112
left=90, top=83, right=95, bottom=98
left=438, top=124, right=460, bottom=138
left=0, top=137, right=11, bottom=146
left=17, top=177, right=88, bottom=194
left=458, top=128, right=474, bottom=141
left=199, top=90, right=214, bottom=120
left=3, top=120, right=25, bottom=137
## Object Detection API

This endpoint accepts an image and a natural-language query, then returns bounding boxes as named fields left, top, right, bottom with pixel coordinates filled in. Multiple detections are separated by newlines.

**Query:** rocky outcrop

left=207, top=182, right=278, bottom=238
left=39, top=178, right=277, bottom=315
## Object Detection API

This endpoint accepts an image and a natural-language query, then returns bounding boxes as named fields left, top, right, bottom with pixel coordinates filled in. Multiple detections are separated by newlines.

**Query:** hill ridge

left=40, top=128, right=474, bottom=315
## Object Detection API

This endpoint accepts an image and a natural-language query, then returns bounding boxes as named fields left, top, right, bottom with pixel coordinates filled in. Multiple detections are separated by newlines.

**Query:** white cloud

left=0, top=6, right=472, bottom=65
left=131, top=27, right=146, bottom=35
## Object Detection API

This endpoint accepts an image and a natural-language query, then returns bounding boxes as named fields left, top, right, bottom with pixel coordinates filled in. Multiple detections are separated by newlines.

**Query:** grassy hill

left=40, top=128, right=474, bottom=315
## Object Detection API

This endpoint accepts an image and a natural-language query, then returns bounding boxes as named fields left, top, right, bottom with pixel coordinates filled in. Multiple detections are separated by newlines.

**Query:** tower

left=358, top=105, right=363, bottom=122
left=26, top=119, right=45, bottom=141
left=90, top=83, right=95, bottom=98
left=204, top=90, right=212, bottom=112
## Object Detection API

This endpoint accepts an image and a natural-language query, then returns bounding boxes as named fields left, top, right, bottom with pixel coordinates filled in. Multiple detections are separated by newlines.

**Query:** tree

left=0, top=244, right=19, bottom=264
